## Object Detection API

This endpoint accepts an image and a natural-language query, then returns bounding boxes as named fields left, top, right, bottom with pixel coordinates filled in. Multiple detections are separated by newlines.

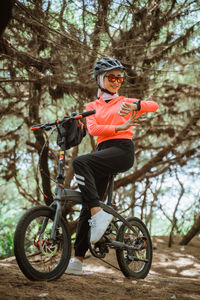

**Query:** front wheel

left=116, top=217, right=152, bottom=279
left=14, top=205, right=71, bottom=281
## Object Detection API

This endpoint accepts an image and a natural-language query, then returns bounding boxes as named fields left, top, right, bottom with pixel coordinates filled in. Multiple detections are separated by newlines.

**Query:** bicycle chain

left=97, top=257, right=121, bottom=272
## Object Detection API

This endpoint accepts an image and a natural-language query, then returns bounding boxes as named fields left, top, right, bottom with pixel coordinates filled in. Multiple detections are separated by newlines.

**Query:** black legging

left=72, top=139, right=134, bottom=257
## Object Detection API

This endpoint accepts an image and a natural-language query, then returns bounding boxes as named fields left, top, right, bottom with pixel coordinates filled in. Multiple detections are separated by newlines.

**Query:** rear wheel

left=14, top=205, right=71, bottom=281
left=116, top=217, right=152, bottom=279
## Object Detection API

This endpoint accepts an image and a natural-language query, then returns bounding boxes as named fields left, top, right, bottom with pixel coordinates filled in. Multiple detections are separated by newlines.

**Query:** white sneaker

left=65, top=258, right=83, bottom=275
left=65, top=258, right=93, bottom=276
left=89, top=209, right=113, bottom=244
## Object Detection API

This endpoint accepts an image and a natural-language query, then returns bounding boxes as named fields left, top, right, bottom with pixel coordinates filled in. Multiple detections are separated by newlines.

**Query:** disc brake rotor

left=37, top=236, right=58, bottom=257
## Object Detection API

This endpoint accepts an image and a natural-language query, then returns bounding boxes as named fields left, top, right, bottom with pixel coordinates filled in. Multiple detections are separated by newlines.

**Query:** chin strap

left=99, top=86, right=115, bottom=96
left=100, top=88, right=115, bottom=96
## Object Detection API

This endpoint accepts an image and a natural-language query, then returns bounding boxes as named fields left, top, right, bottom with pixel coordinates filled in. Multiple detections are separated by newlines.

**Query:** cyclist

left=66, top=57, right=159, bottom=275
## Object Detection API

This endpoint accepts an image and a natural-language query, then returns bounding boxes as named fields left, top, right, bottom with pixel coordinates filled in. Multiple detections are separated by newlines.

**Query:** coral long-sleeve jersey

left=86, top=96, right=159, bottom=145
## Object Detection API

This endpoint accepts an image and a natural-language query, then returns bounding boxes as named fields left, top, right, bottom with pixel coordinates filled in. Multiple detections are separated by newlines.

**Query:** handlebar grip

left=81, top=110, right=96, bottom=118
left=31, top=126, right=41, bottom=131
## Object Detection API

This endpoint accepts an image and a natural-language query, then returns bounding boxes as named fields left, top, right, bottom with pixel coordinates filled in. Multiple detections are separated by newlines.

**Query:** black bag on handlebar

left=57, top=118, right=86, bottom=150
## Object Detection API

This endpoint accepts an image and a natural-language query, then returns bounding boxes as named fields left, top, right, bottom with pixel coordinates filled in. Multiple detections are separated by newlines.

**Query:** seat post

left=107, top=174, right=115, bottom=206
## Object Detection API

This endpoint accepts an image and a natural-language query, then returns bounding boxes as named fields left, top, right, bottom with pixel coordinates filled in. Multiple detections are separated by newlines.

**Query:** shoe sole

left=65, top=270, right=93, bottom=276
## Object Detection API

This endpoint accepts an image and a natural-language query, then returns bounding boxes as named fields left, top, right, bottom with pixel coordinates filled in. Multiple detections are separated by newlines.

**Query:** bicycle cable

left=33, top=109, right=96, bottom=201
left=37, top=126, right=58, bottom=200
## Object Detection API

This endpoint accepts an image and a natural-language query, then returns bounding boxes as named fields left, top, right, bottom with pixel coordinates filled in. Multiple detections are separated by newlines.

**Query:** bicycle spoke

left=116, top=217, right=152, bottom=279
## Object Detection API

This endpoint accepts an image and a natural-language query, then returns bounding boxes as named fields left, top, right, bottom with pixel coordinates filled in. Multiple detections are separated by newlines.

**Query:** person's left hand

left=119, top=102, right=137, bottom=116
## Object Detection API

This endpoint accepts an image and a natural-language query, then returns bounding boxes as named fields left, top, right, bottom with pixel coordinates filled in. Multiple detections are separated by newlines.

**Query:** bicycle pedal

left=105, top=224, right=112, bottom=235
left=95, top=236, right=106, bottom=244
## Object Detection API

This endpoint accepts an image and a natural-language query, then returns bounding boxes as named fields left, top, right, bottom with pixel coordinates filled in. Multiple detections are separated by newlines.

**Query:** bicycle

left=14, top=110, right=152, bottom=281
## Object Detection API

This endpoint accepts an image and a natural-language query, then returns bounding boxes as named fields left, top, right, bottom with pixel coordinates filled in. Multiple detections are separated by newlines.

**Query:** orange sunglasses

left=105, top=74, right=124, bottom=83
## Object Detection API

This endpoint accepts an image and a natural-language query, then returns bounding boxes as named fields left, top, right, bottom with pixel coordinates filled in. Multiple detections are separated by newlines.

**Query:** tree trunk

left=179, top=215, right=200, bottom=245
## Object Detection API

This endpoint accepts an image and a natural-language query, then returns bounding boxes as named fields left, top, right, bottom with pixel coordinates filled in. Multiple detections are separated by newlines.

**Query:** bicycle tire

left=116, top=216, right=152, bottom=279
left=14, top=205, right=71, bottom=281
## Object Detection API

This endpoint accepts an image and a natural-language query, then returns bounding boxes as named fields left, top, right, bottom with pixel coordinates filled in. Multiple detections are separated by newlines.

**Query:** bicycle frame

left=38, top=140, right=138, bottom=245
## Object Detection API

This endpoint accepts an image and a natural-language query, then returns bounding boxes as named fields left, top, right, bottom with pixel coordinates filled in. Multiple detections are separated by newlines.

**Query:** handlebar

left=78, top=110, right=96, bottom=118
left=31, top=110, right=96, bottom=131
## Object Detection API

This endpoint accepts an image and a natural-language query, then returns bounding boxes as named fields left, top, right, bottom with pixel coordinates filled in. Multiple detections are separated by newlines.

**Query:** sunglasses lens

left=117, top=77, right=124, bottom=83
left=108, top=75, right=116, bottom=82
left=107, top=75, right=124, bottom=83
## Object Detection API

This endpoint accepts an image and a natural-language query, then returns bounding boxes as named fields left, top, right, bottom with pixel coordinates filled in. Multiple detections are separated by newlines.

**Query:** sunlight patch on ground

left=0, top=263, right=11, bottom=267
left=172, top=252, right=195, bottom=259
left=180, top=268, right=200, bottom=276
left=167, top=268, right=177, bottom=274
left=174, top=257, right=197, bottom=267
left=85, top=264, right=115, bottom=274
left=115, top=279, right=123, bottom=283
left=152, top=254, right=200, bottom=277
left=156, top=261, right=171, bottom=267
left=149, top=270, right=159, bottom=275
left=153, top=238, right=165, bottom=243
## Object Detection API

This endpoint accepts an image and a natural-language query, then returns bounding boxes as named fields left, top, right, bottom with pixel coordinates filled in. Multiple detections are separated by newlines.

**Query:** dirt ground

left=0, top=236, right=200, bottom=300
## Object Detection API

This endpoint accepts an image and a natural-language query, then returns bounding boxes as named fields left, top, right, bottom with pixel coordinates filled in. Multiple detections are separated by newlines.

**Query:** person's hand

left=119, top=102, right=137, bottom=116
left=116, top=112, right=138, bottom=132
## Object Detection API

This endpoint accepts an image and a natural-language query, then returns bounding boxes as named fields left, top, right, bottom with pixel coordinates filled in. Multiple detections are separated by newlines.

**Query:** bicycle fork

left=39, top=147, right=66, bottom=241
left=38, top=200, right=62, bottom=241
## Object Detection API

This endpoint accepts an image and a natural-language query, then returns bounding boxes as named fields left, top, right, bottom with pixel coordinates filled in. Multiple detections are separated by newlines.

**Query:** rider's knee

left=72, top=154, right=87, bottom=169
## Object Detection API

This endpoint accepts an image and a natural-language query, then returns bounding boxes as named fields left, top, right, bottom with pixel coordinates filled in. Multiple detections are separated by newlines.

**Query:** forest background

left=0, top=0, right=199, bottom=259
